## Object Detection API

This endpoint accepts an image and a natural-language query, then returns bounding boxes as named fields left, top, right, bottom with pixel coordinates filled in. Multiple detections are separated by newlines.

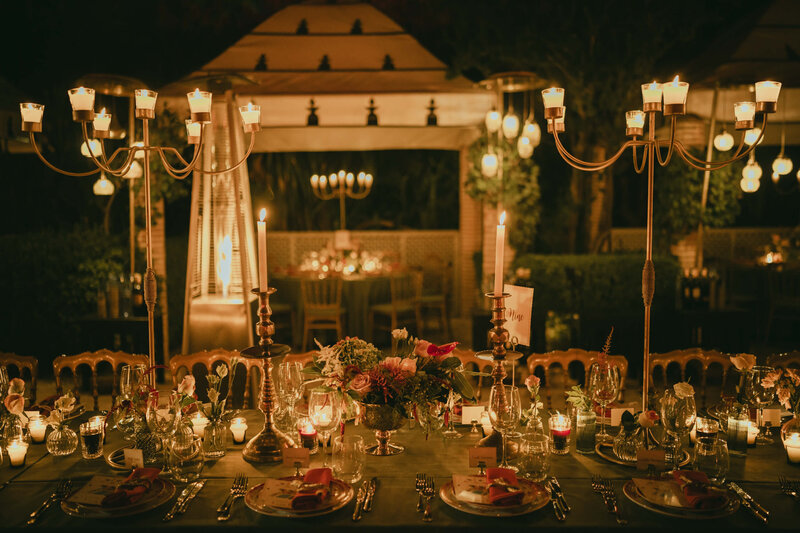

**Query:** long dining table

left=2, top=408, right=799, bottom=531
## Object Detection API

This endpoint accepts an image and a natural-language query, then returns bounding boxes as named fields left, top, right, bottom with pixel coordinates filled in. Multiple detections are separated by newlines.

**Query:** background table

left=3, top=409, right=799, bottom=531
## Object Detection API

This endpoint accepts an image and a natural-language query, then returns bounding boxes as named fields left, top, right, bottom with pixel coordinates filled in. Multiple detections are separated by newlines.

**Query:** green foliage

left=654, top=148, right=743, bottom=246
left=466, top=134, right=541, bottom=254
left=565, top=385, right=591, bottom=412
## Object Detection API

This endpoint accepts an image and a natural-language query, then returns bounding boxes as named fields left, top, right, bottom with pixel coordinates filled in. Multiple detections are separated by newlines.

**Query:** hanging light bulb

left=80, top=139, right=101, bottom=158
left=481, top=153, right=498, bottom=177
left=740, top=176, right=760, bottom=193
left=713, top=129, right=734, bottom=152
left=502, top=112, right=520, bottom=139
left=517, top=135, right=533, bottom=159
left=523, top=121, right=541, bottom=147
left=796, top=167, right=800, bottom=182
left=93, top=173, right=115, bottom=196
left=485, top=108, right=501, bottom=133
left=771, top=171, right=781, bottom=183
left=742, top=156, right=762, bottom=181
left=123, top=160, right=143, bottom=179
left=744, top=127, right=763, bottom=146
left=772, top=155, right=793, bottom=175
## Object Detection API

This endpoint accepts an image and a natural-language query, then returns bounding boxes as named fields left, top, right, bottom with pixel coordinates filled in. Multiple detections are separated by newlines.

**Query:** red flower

left=426, top=342, right=459, bottom=359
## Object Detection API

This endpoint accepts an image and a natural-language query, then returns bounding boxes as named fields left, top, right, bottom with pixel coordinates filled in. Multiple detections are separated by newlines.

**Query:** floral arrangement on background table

left=1, top=377, right=28, bottom=441
left=298, top=247, right=392, bottom=277
left=761, top=367, right=800, bottom=454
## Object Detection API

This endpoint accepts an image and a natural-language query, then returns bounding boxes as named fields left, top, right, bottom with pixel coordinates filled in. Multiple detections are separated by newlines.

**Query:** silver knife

left=547, top=484, right=566, bottom=522
left=163, top=480, right=204, bottom=522
left=352, top=483, right=367, bottom=521
left=363, top=477, right=377, bottom=512
left=177, top=480, right=206, bottom=514
left=728, top=482, right=768, bottom=523
left=549, top=477, right=571, bottom=512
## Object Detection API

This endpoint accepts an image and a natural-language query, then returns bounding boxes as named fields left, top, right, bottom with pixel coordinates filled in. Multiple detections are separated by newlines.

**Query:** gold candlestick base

left=241, top=287, right=296, bottom=463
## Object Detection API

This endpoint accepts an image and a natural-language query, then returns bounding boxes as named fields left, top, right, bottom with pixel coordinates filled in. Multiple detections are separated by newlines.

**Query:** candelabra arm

left=673, top=115, right=767, bottom=169
left=156, top=140, right=203, bottom=180
left=654, top=116, right=676, bottom=167
left=194, top=132, right=255, bottom=175
left=28, top=132, right=102, bottom=177
left=80, top=122, right=127, bottom=176
left=98, top=139, right=137, bottom=178
left=632, top=142, right=648, bottom=174
left=551, top=125, right=639, bottom=171
left=346, top=186, right=372, bottom=200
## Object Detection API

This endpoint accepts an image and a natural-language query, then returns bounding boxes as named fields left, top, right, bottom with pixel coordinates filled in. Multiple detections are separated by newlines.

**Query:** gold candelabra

left=20, top=89, right=263, bottom=383
left=310, top=170, right=373, bottom=230
left=541, top=78, right=781, bottom=411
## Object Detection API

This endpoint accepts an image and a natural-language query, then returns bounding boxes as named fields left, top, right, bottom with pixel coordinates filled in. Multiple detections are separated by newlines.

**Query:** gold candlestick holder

left=476, top=292, right=512, bottom=453
left=241, top=287, right=296, bottom=463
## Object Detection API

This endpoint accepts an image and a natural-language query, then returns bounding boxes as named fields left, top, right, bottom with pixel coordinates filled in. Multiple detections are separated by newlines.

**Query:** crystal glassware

left=169, top=428, right=204, bottom=483
left=46, top=424, right=78, bottom=456
left=660, top=387, right=697, bottom=468
left=332, top=434, right=365, bottom=483
left=277, top=361, right=304, bottom=427
left=587, top=362, right=620, bottom=444
left=548, top=413, right=572, bottom=455
left=693, top=437, right=729, bottom=484
left=745, top=366, right=776, bottom=445
left=146, top=390, right=180, bottom=475
left=442, top=390, right=463, bottom=439
left=202, top=419, right=227, bottom=459
left=308, top=390, right=341, bottom=467
left=488, top=385, right=522, bottom=471
left=79, top=421, right=103, bottom=459
left=518, top=433, right=550, bottom=481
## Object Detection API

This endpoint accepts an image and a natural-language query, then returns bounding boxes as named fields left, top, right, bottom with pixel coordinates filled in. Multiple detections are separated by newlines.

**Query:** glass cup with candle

left=190, top=411, right=209, bottom=439
left=229, top=417, right=248, bottom=444
left=549, top=413, right=572, bottom=455
left=308, top=390, right=341, bottom=467
left=695, top=417, right=720, bottom=441
left=28, top=415, right=47, bottom=444
left=79, top=421, right=104, bottom=459
left=6, top=438, right=28, bottom=467
left=296, top=412, right=319, bottom=454
left=89, top=415, right=106, bottom=444
left=332, top=435, right=365, bottom=483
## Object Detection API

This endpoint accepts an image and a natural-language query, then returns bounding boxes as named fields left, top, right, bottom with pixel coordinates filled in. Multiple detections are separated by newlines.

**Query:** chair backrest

left=452, top=348, right=494, bottom=401
left=649, top=348, right=733, bottom=407
left=53, top=349, right=148, bottom=410
left=420, top=254, right=450, bottom=297
left=302, top=277, right=343, bottom=312
left=527, top=348, right=628, bottom=407
left=284, top=351, right=317, bottom=367
left=169, top=348, right=263, bottom=409
left=0, top=353, right=38, bottom=404
left=390, top=272, right=422, bottom=307
left=767, top=352, right=800, bottom=371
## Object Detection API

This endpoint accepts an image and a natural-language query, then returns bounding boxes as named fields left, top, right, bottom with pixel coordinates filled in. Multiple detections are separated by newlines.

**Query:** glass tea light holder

left=783, top=431, right=800, bottom=465
left=7, top=438, right=29, bottom=467
left=28, top=415, right=47, bottom=443
left=88, top=415, right=107, bottom=444
left=297, top=417, right=319, bottom=454
left=575, top=408, right=597, bottom=454
left=230, top=417, right=248, bottom=444
left=727, top=407, right=750, bottom=456
left=190, top=412, right=209, bottom=439
left=549, top=413, right=572, bottom=455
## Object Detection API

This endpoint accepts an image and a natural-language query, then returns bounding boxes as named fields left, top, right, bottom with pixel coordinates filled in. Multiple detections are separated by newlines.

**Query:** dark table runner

left=3, top=409, right=799, bottom=531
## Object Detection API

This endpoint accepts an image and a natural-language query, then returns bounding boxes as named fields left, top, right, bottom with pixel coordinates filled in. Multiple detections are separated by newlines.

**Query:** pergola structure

left=162, top=2, right=495, bottom=352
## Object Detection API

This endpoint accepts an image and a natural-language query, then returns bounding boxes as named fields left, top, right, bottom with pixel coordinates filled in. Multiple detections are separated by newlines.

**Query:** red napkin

left=101, top=467, right=161, bottom=507
left=291, top=468, right=332, bottom=510
left=486, top=467, right=524, bottom=506
left=671, top=470, right=726, bottom=509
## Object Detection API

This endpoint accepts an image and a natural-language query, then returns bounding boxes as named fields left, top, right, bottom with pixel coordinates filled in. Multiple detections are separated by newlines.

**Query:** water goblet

left=693, top=437, right=729, bottom=484
left=660, top=387, right=696, bottom=469
left=745, top=365, right=776, bottom=445
left=588, top=362, right=620, bottom=444
left=308, top=390, right=341, bottom=467
left=488, top=384, right=522, bottom=471
left=332, top=435, right=365, bottom=483
left=146, top=390, right=181, bottom=476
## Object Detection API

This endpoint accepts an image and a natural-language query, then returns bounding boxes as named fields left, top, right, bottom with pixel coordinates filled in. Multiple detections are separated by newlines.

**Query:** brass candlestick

left=477, top=292, right=511, bottom=452
left=241, top=287, right=296, bottom=463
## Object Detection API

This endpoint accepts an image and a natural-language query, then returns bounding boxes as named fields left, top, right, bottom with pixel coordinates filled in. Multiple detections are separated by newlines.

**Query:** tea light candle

left=134, top=89, right=158, bottom=111
left=747, top=420, right=758, bottom=446
left=662, top=75, right=689, bottom=105
left=784, top=433, right=800, bottom=463
left=7, top=439, right=28, bottom=466
left=230, top=417, right=248, bottom=444
left=625, top=110, right=645, bottom=129
left=238, top=102, right=260, bottom=125
left=68, top=87, right=95, bottom=111
left=549, top=413, right=571, bottom=455
left=89, top=415, right=106, bottom=443
left=298, top=418, right=318, bottom=450
left=541, top=87, right=565, bottom=109
left=185, top=120, right=201, bottom=138
left=28, top=417, right=47, bottom=443
left=734, top=102, right=756, bottom=122
left=191, top=412, right=209, bottom=439
left=93, top=108, right=111, bottom=131
left=20, top=103, right=44, bottom=123
left=187, top=88, right=212, bottom=114
left=755, top=81, right=781, bottom=103
left=641, top=81, right=662, bottom=104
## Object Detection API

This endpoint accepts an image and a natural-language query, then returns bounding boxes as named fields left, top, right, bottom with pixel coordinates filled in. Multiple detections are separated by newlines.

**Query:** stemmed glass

left=745, top=366, right=776, bottom=445
left=277, top=362, right=304, bottom=428
left=308, top=390, right=341, bottom=467
left=117, top=364, right=146, bottom=437
left=442, top=390, right=463, bottom=439
left=488, top=385, right=522, bottom=471
left=587, top=362, right=620, bottom=444
left=660, top=387, right=696, bottom=469
left=146, top=390, right=181, bottom=476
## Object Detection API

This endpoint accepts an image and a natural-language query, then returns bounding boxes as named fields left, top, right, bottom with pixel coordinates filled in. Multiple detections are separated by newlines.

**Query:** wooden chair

left=369, top=272, right=423, bottom=341
left=527, top=349, right=629, bottom=408
left=453, top=348, right=495, bottom=401
left=169, top=349, right=263, bottom=409
left=284, top=351, right=317, bottom=368
left=53, top=349, right=148, bottom=410
left=301, top=277, right=345, bottom=350
left=767, top=352, right=800, bottom=371
left=417, top=255, right=452, bottom=339
left=649, top=348, right=734, bottom=408
left=0, top=353, right=38, bottom=404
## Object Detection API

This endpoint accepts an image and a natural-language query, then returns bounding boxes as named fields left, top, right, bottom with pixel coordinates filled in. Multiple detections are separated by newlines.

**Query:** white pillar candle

left=185, top=120, right=201, bottom=138
left=93, top=108, right=111, bottom=131
left=68, top=87, right=95, bottom=111
left=191, top=412, right=208, bottom=439
left=238, top=103, right=260, bottom=125
left=641, top=81, right=662, bottom=104
left=134, top=89, right=158, bottom=111
left=747, top=420, right=758, bottom=445
left=187, top=89, right=212, bottom=113
left=20, top=103, right=44, bottom=123
left=662, top=76, right=689, bottom=105
left=785, top=433, right=800, bottom=463
left=734, top=102, right=756, bottom=122
left=7, top=439, right=28, bottom=466
left=625, top=110, right=645, bottom=128
left=542, top=87, right=565, bottom=109
left=28, top=417, right=47, bottom=443
left=755, top=81, right=781, bottom=103
left=257, top=209, right=268, bottom=292
left=493, top=211, right=506, bottom=296
left=230, top=417, right=248, bottom=444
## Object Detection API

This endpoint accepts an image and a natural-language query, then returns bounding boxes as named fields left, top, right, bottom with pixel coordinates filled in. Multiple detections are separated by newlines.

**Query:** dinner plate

left=622, top=479, right=739, bottom=520
left=244, top=477, right=354, bottom=518
left=61, top=478, right=175, bottom=518
left=438, top=479, right=550, bottom=517
left=595, top=442, right=691, bottom=468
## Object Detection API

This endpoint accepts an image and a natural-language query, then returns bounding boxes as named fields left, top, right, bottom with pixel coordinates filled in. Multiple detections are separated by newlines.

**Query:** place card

left=762, top=408, right=782, bottom=427
left=610, top=407, right=635, bottom=427
left=461, top=406, right=485, bottom=425
left=636, top=449, right=666, bottom=470
left=123, top=448, right=144, bottom=469
left=66, top=476, right=121, bottom=506
left=469, top=447, right=497, bottom=468
left=504, top=284, right=534, bottom=346
left=282, top=447, right=310, bottom=467
left=255, top=478, right=304, bottom=510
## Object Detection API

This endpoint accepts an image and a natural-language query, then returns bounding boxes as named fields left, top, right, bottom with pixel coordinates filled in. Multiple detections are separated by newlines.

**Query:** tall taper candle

left=257, top=208, right=268, bottom=291
left=494, top=211, right=506, bottom=296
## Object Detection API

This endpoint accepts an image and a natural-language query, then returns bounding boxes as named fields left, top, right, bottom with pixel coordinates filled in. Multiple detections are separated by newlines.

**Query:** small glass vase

left=202, top=419, right=227, bottom=459
left=524, top=408, right=545, bottom=436
left=46, top=425, right=79, bottom=456
left=575, top=408, right=597, bottom=454
left=612, top=426, right=644, bottom=462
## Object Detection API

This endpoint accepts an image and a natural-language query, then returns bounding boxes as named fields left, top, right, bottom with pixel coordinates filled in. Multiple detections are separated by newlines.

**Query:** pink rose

left=638, top=410, right=659, bottom=428
left=9, top=378, right=25, bottom=395
left=381, top=357, right=402, bottom=371
left=178, top=375, right=196, bottom=397
left=349, top=373, right=371, bottom=395
left=4, top=393, right=24, bottom=416
left=730, top=353, right=756, bottom=372
left=399, top=358, right=417, bottom=374
left=525, top=375, right=540, bottom=390
left=414, top=341, right=431, bottom=357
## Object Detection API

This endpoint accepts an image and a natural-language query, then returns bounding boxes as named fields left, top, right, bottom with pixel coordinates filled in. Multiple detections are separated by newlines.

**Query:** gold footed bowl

left=360, top=403, right=407, bottom=456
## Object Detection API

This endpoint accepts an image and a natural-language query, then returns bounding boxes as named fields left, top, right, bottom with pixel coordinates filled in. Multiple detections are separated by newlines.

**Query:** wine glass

left=146, top=390, right=181, bottom=476
left=660, top=387, right=696, bottom=469
left=277, top=362, right=304, bottom=425
left=745, top=366, right=776, bottom=445
left=488, top=385, right=522, bottom=471
left=694, top=437, right=729, bottom=484
left=308, top=390, right=341, bottom=467
left=587, top=362, right=620, bottom=444
left=442, top=390, right=463, bottom=439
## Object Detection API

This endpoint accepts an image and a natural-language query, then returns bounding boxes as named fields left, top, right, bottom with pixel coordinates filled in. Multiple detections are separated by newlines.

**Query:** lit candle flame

left=499, top=211, right=506, bottom=225
left=672, top=75, right=680, bottom=86
left=259, top=208, right=267, bottom=222
left=649, top=81, right=658, bottom=90
left=193, top=88, right=201, bottom=98
left=98, top=108, right=107, bottom=116
left=77, top=87, right=87, bottom=95
left=247, top=102, right=254, bottom=111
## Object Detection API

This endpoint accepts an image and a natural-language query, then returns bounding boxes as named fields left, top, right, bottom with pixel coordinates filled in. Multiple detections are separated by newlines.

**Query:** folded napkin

left=671, top=470, right=726, bottom=509
left=101, top=467, right=161, bottom=507
left=291, top=468, right=332, bottom=510
left=486, top=467, right=524, bottom=506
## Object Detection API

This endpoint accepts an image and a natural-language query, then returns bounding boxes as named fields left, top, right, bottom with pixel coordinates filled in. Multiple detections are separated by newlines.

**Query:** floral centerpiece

left=45, top=393, right=79, bottom=456
left=521, top=375, right=543, bottom=432
left=2, top=378, right=28, bottom=442
left=185, top=362, right=238, bottom=458
left=762, top=368, right=800, bottom=462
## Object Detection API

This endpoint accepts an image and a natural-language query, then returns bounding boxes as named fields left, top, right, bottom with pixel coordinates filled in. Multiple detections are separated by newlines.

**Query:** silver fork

left=217, top=474, right=248, bottom=521
left=415, top=473, right=425, bottom=512
left=778, top=476, right=800, bottom=503
left=422, top=476, right=435, bottom=522
left=601, top=478, right=627, bottom=525
left=591, top=475, right=608, bottom=506
left=27, top=479, right=72, bottom=525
